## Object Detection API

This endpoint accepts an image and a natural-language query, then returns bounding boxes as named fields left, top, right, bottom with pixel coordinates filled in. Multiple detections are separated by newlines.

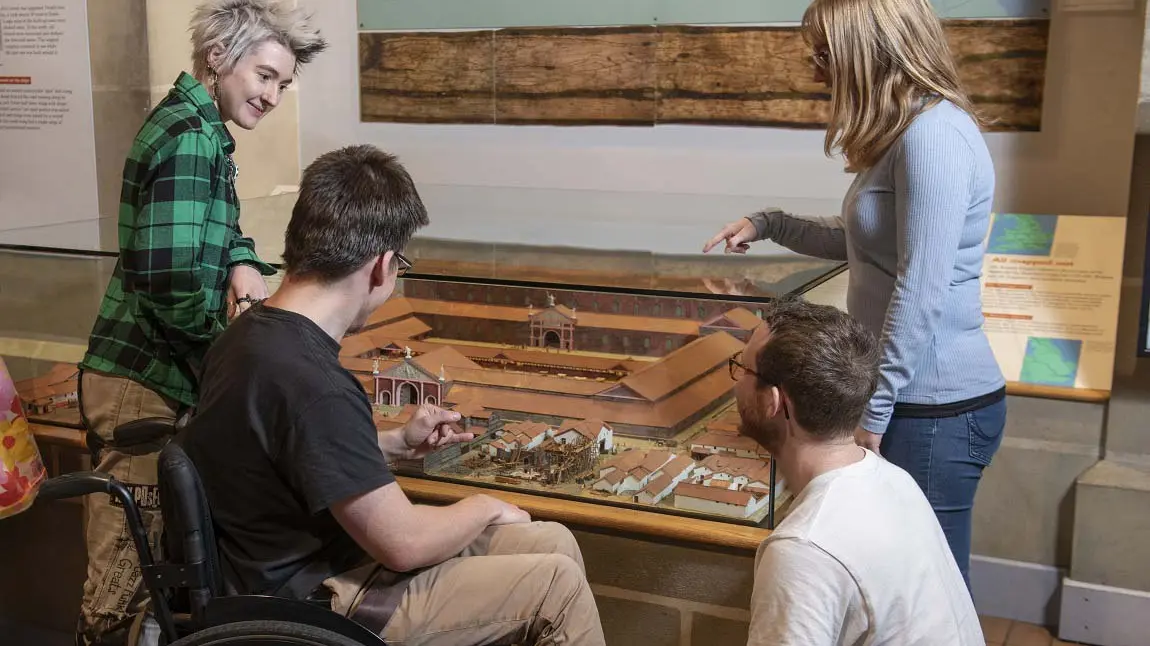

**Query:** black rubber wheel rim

left=167, top=620, right=376, bottom=646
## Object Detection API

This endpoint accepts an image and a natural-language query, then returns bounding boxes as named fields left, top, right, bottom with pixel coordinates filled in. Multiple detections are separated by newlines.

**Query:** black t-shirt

left=180, top=303, right=394, bottom=598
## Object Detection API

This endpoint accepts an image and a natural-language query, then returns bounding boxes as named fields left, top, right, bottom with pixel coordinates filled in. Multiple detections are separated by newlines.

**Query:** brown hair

left=754, top=298, right=881, bottom=439
left=284, top=145, right=429, bottom=283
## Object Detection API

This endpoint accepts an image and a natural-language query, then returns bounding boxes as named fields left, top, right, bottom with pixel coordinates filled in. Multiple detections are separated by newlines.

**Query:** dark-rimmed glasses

left=395, top=251, right=413, bottom=277
left=728, top=350, right=759, bottom=381
left=729, top=350, right=790, bottom=420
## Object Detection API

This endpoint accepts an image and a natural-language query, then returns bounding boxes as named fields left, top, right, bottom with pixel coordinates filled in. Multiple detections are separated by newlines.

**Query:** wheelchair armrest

left=37, top=472, right=115, bottom=502
left=112, top=417, right=177, bottom=447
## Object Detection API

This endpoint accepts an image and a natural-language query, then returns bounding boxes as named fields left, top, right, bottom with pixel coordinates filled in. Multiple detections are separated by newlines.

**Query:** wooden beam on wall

left=359, top=19, right=1048, bottom=131
left=495, top=27, right=659, bottom=125
left=359, top=30, right=495, bottom=123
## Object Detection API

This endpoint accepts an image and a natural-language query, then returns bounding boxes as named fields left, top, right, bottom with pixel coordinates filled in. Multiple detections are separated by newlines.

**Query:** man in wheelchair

left=177, top=144, right=606, bottom=645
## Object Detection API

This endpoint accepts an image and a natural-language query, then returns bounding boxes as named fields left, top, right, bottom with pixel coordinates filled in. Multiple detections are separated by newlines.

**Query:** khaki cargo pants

left=325, top=521, right=607, bottom=646
left=76, top=370, right=183, bottom=646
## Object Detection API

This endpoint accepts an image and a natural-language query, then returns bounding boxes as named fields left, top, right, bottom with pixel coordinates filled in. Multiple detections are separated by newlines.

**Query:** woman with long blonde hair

left=705, top=0, right=1005, bottom=591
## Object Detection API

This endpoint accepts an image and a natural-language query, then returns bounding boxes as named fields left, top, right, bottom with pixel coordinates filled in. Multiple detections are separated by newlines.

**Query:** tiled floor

left=980, top=615, right=1086, bottom=646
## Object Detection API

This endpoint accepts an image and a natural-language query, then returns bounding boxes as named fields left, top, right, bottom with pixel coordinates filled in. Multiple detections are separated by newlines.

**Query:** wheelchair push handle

left=37, top=471, right=115, bottom=502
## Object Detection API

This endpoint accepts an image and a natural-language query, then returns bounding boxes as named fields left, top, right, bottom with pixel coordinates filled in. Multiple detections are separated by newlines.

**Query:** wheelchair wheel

left=168, top=619, right=378, bottom=645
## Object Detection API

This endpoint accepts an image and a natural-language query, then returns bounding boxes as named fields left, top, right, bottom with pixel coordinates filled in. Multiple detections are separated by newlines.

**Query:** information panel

left=980, top=213, right=1125, bottom=394
left=0, top=1, right=99, bottom=247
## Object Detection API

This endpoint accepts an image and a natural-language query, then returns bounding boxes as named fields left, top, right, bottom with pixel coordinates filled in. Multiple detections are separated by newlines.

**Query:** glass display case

left=0, top=237, right=847, bottom=529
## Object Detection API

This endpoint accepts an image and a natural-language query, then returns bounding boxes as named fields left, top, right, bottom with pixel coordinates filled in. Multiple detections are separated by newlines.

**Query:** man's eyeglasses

left=728, top=350, right=760, bottom=381
left=729, top=350, right=790, bottom=420
left=395, top=252, right=413, bottom=277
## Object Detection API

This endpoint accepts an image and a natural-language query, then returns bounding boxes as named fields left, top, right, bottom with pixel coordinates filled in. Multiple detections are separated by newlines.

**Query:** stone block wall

left=572, top=528, right=756, bottom=646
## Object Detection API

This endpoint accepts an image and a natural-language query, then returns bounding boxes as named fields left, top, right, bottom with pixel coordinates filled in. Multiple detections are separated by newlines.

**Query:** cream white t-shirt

left=748, top=449, right=983, bottom=646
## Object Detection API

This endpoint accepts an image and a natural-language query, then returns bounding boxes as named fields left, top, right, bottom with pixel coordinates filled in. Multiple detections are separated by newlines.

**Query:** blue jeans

left=879, top=398, right=1007, bottom=590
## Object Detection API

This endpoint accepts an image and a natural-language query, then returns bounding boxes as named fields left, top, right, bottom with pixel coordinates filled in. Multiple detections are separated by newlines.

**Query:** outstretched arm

left=704, top=208, right=848, bottom=261
left=860, top=120, right=972, bottom=435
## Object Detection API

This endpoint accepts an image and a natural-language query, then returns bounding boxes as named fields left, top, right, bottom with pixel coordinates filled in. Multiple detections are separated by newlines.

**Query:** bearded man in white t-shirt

left=733, top=298, right=984, bottom=646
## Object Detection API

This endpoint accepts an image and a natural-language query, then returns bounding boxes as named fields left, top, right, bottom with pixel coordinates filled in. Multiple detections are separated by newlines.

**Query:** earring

left=209, top=68, right=220, bottom=100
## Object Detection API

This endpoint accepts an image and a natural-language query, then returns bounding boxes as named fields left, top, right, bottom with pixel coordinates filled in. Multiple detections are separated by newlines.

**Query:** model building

left=341, top=286, right=782, bottom=523
left=13, top=363, right=80, bottom=426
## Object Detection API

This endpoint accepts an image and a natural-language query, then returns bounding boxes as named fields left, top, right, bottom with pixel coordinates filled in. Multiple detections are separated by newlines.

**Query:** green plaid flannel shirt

left=80, top=72, right=277, bottom=407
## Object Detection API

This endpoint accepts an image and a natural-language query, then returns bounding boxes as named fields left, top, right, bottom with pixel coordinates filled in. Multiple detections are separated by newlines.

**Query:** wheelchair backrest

left=157, top=437, right=226, bottom=625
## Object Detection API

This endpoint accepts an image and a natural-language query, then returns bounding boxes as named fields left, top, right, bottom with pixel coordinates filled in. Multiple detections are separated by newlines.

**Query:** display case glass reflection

left=0, top=242, right=846, bottom=527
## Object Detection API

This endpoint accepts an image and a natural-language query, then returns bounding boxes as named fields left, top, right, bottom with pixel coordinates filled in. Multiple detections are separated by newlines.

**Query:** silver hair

left=189, top=0, right=327, bottom=80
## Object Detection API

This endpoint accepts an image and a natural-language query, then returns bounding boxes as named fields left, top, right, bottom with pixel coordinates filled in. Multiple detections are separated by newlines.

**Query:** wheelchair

left=35, top=418, right=387, bottom=646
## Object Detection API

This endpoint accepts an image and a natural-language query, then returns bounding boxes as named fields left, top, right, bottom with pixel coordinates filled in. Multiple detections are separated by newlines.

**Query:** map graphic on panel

left=1019, top=337, right=1082, bottom=388
left=987, top=213, right=1058, bottom=256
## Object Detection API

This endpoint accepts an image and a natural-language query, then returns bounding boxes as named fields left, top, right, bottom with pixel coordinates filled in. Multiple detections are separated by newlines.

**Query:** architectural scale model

left=342, top=286, right=782, bottom=522
left=11, top=284, right=782, bottom=522
left=13, top=363, right=80, bottom=426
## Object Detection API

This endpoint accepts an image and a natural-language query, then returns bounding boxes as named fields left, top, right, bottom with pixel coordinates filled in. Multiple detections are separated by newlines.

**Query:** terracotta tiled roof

left=698, top=454, right=772, bottom=483
left=364, top=297, right=414, bottom=328
left=339, top=334, right=378, bottom=359
left=637, top=450, right=674, bottom=475
left=567, top=309, right=699, bottom=336
left=556, top=418, right=609, bottom=441
left=446, top=363, right=735, bottom=430
left=609, top=332, right=743, bottom=402
left=600, top=449, right=649, bottom=475
left=501, top=421, right=552, bottom=441
left=701, top=307, right=763, bottom=332
left=744, top=485, right=771, bottom=497
left=656, top=455, right=695, bottom=478
left=412, top=346, right=483, bottom=381
left=15, top=363, right=78, bottom=402
left=675, top=482, right=754, bottom=506
left=447, top=367, right=605, bottom=395
left=341, top=317, right=431, bottom=358
left=376, top=317, right=432, bottom=340
left=642, top=473, right=674, bottom=497
left=599, top=470, right=625, bottom=485
left=691, top=430, right=770, bottom=457
left=452, top=401, right=489, bottom=418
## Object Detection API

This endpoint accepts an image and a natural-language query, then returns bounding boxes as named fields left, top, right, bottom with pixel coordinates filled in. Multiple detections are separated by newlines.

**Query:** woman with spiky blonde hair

left=706, top=0, right=1005, bottom=592
left=76, top=2, right=326, bottom=645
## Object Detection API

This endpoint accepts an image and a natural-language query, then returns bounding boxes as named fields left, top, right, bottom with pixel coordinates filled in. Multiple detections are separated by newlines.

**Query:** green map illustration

left=1019, top=337, right=1081, bottom=388
left=987, top=214, right=1058, bottom=256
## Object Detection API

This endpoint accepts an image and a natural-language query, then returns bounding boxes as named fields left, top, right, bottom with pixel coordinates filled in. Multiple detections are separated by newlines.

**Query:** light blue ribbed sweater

left=751, top=100, right=1005, bottom=434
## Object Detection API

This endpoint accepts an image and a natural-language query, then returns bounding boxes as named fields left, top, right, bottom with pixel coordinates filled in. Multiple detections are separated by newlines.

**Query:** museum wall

left=291, top=2, right=1139, bottom=257
left=0, top=3, right=146, bottom=368
left=86, top=0, right=150, bottom=250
